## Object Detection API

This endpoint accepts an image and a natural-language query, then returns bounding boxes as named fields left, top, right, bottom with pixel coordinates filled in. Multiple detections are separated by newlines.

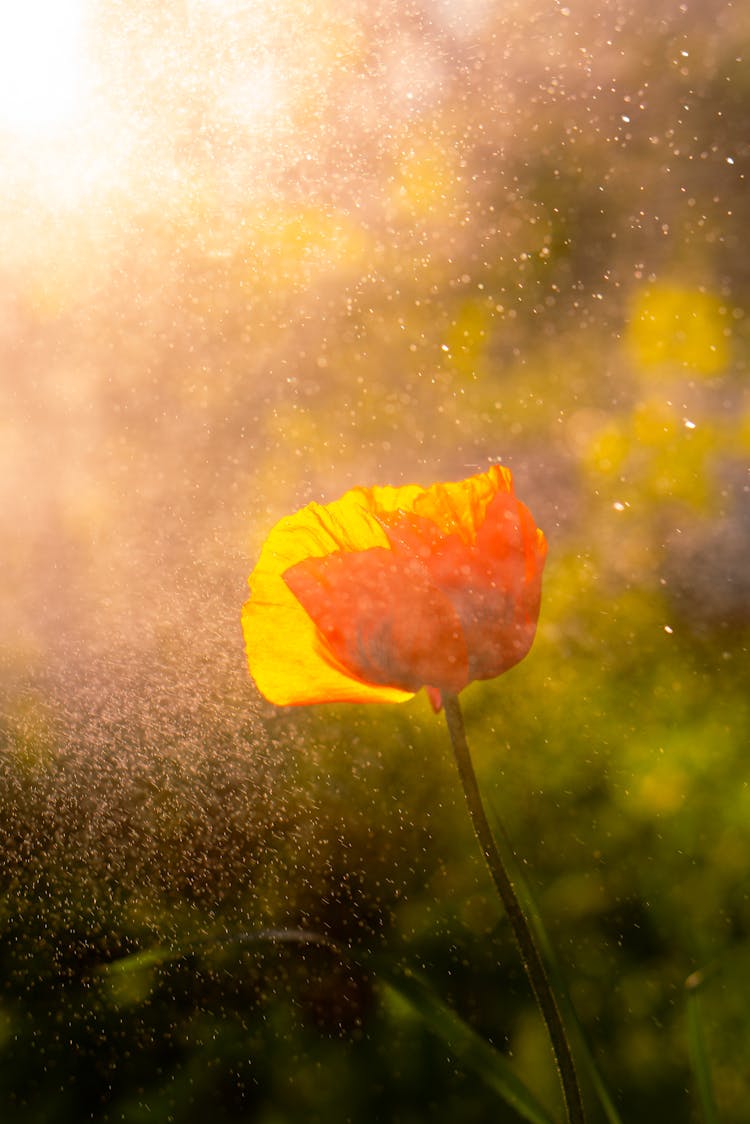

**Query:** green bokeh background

left=1, top=0, right=749, bottom=1120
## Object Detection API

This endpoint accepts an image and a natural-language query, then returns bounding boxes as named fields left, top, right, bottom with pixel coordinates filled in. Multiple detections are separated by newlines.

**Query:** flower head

left=242, top=464, right=547, bottom=709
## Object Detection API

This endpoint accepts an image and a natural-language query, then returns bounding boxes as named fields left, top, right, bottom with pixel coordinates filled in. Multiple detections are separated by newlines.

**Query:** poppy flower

left=242, top=464, right=547, bottom=709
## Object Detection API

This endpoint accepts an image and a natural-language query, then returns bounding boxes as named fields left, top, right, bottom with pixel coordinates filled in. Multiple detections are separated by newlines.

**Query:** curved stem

left=443, top=692, right=585, bottom=1124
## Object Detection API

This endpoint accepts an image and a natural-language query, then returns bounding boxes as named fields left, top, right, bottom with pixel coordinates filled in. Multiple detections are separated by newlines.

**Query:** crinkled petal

left=410, top=463, right=514, bottom=542
left=284, top=549, right=469, bottom=694
left=462, top=491, right=548, bottom=679
left=376, top=482, right=547, bottom=682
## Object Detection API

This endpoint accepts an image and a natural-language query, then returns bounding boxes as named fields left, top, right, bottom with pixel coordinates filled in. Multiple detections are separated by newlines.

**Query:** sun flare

left=0, top=1, right=87, bottom=135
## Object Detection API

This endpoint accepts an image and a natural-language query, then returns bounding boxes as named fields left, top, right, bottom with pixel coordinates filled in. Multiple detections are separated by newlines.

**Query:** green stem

left=443, top=692, right=585, bottom=1124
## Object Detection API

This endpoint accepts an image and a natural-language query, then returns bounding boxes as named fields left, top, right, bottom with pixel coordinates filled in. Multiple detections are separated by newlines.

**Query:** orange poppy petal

left=284, top=549, right=469, bottom=694
left=373, top=480, right=547, bottom=683
left=410, top=463, right=514, bottom=542
left=462, top=491, right=548, bottom=679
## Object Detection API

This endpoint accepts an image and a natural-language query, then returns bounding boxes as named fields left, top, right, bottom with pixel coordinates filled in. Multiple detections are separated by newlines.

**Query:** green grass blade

left=103, top=935, right=555, bottom=1124
left=381, top=967, right=557, bottom=1124
left=101, top=927, right=336, bottom=976
left=686, top=972, right=720, bottom=1124
left=103, top=930, right=560, bottom=1122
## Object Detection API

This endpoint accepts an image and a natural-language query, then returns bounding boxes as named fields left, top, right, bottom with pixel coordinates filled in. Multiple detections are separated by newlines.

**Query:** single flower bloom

left=242, top=464, right=547, bottom=709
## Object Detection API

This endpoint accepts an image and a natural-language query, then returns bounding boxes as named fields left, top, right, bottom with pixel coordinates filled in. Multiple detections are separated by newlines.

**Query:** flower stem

left=442, top=692, right=585, bottom=1124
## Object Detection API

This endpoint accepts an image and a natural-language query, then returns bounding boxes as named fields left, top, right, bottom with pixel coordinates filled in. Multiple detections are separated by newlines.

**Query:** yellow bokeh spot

left=738, top=404, right=750, bottom=452
left=252, top=205, right=369, bottom=286
left=628, top=284, right=729, bottom=375
left=631, top=399, right=677, bottom=446
left=393, top=142, right=457, bottom=218
left=443, top=298, right=492, bottom=378
left=584, top=421, right=629, bottom=476
left=635, top=765, right=687, bottom=816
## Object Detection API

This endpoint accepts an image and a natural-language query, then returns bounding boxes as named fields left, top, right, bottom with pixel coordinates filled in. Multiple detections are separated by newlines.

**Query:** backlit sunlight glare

left=0, top=1, right=87, bottom=134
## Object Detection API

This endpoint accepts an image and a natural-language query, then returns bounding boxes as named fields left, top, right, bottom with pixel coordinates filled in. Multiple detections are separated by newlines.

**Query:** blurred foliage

left=1, top=0, right=750, bottom=1120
